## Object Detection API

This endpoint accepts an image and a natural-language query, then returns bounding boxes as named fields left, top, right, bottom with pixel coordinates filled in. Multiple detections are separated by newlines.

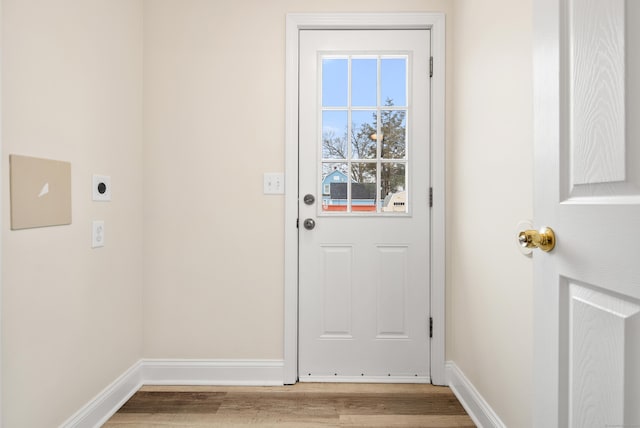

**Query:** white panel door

left=298, top=29, right=431, bottom=382
left=534, top=0, right=640, bottom=426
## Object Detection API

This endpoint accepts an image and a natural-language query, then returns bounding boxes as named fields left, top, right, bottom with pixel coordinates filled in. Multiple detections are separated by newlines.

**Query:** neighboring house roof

left=322, top=170, right=349, bottom=195
left=322, top=169, right=348, bottom=185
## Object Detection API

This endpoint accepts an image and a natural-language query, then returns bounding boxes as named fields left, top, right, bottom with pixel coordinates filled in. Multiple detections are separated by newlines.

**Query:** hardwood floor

left=104, top=383, right=476, bottom=427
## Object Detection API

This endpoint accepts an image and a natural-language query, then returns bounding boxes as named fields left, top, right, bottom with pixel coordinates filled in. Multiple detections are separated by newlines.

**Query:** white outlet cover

left=92, top=220, right=105, bottom=248
left=93, top=174, right=111, bottom=201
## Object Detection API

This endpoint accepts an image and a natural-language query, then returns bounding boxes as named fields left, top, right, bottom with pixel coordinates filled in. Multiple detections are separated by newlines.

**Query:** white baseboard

left=67, top=360, right=499, bottom=428
left=61, top=359, right=284, bottom=428
left=60, top=360, right=143, bottom=428
left=141, top=359, right=285, bottom=386
left=446, top=361, right=506, bottom=428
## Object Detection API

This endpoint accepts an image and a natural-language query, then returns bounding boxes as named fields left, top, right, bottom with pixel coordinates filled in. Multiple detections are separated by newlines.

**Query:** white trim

left=0, top=2, right=4, bottom=423
left=300, top=375, right=430, bottom=384
left=427, top=12, right=447, bottom=387
left=61, top=359, right=285, bottom=427
left=54, top=359, right=507, bottom=428
left=141, top=359, right=284, bottom=386
left=283, top=13, right=301, bottom=385
left=60, top=360, right=143, bottom=428
left=446, top=361, right=506, bottom=428
left=284, top=12, right=447, bottom=386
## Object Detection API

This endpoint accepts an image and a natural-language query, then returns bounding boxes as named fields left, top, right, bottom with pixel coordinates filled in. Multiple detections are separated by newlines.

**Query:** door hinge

left=429, top=56, right=433, bottom=78
left=429, top=317, right=433, bottom=338
left=429, top=187, right=433, bottom=208
left=296, top=218, right=299, bottom=229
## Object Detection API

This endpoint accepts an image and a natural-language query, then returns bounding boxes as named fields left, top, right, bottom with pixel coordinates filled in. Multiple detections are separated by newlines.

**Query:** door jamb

left=284, top=12, right=446, bottom=385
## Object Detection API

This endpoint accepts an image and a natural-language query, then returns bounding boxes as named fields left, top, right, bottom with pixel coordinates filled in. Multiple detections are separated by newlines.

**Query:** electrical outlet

left=93, top=175, right=111, bottom=201
left=92, top=220, right=105, bottom=248
left=264, top=173, right=285, bottom=194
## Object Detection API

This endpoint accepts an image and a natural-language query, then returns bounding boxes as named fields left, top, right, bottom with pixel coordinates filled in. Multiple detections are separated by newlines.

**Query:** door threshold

left=299, top=375, right=431, bottom=384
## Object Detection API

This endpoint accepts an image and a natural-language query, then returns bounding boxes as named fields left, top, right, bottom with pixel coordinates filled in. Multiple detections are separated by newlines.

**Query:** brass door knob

left=518, top=227, right=556, bottom=252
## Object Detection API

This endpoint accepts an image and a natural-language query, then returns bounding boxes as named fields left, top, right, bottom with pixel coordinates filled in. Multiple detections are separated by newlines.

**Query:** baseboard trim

left=62, top=359, right=285, bottom=427
left=60, top=360, right=143, bottom=428
left=446, top=361, right=506, bottom=428
left=67, top=360, right=500, bottom=427
left=141, top=359, right=285, bottom=386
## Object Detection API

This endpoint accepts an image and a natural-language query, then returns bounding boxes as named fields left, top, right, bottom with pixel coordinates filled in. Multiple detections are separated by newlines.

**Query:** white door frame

left=0, top=4, right=4, bottom=423
left=284, top=13, right=446, bottom=385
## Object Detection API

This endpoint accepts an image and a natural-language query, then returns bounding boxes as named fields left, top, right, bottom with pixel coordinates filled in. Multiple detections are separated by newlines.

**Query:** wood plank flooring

left=104, top=383, right=476, bottom=427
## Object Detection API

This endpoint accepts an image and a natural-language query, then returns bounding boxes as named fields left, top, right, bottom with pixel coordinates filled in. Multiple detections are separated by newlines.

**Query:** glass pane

left=381, top=163, right=407, bottom=213
left=351, top=110, right=377, bottom=159
left=322, top=58, right=348, bottom=107
left=380, top=110, right=406, bottom=159
left=351, top=59, right=377, bottom=107
left=322, top=162, right=348, bottom=212
left=322, top=110, right=348, bottom=159
left=351, top=163, right=377, bottom=212
left=381, top=58, right=407, bottom=107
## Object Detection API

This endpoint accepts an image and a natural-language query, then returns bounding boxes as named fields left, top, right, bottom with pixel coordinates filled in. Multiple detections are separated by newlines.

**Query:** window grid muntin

left=320, top=53, right=409, bottom=215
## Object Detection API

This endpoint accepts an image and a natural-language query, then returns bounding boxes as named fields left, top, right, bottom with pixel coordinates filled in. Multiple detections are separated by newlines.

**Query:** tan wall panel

left=9, top=155, right=72, bottom=230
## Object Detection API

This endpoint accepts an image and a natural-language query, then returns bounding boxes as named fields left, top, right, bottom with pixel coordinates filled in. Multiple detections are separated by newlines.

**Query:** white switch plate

left=264, top=173, right=285, bottom=194
left=93, top=174, right=111, bottom=201
left=92, top=220, right=105, bottom=248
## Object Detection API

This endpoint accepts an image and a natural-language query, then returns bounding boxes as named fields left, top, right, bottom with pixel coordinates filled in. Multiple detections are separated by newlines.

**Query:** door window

left=320, top=55, right=409, bottom=214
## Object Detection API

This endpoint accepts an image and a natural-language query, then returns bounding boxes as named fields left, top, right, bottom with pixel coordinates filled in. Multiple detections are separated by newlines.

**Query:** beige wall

left=142, top=0, right=454, bottom=358
left=1, top=1, right=144, bottom=426
left=449, top=0, right=533, bottom=427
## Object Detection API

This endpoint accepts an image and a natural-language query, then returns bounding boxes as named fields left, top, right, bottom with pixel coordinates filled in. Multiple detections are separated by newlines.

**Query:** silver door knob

left=303, top=218, right=316, bottom=230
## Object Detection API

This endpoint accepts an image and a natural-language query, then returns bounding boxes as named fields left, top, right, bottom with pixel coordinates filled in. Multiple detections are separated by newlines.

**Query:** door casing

left=284, top=12, right=446, bottom=385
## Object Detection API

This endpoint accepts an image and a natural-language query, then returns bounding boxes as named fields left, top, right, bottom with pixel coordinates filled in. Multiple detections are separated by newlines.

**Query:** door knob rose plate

left=518, top=227, right=556, bottom=252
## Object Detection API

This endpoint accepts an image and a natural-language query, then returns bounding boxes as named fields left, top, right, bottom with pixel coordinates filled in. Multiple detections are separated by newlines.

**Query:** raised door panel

left=561, top=281, right=640, bottom=427
left=569, top=0, right=625, bottom=186
left=376, top=246, right=408, bottom=338
left=321, top=246, right=353, bottom=337
left=562, top=0, right=640, bottom=201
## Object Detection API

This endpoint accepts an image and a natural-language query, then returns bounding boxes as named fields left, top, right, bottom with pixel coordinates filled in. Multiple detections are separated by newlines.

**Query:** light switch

left=264, top=173, right=285, bottom=194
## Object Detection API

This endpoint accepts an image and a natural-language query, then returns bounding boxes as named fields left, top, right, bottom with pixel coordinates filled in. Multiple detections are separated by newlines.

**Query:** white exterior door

left=298, top=29, right=431, bottom=382
left=534, top=1, right=640, bottom=426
